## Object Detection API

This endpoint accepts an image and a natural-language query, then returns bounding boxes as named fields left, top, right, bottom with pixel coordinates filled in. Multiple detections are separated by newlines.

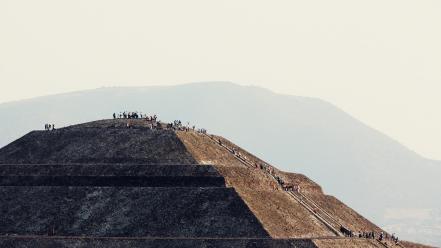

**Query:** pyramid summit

left=0, top=119, right=430, bottom=247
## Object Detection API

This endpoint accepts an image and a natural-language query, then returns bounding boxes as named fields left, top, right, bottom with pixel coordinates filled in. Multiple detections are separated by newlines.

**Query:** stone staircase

left=200, top=132, right=401, bottom=248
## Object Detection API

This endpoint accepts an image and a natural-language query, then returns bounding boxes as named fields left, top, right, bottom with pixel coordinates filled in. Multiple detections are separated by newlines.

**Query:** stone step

left=0, top=164, right=220, bottom=177
left=0, top=175, right=225, bottom=187
left=0, top=164, right=225, bottom=187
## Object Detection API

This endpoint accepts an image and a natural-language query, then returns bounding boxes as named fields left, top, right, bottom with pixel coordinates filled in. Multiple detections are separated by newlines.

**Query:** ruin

left=0, top=119, right=428, bottom=247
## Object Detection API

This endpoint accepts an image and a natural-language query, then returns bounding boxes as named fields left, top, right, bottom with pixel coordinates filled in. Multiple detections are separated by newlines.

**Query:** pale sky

left=1, top=0, right=440, bottom=160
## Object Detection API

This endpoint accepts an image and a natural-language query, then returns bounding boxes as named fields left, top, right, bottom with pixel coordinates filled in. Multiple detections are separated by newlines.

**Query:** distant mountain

left=1, top=82, right=440, bottom=246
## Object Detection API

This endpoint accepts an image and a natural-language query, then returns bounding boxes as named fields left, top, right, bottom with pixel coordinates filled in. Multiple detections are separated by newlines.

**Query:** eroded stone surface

left=0, top=187, right=268, bottom=238
left=0, top=126, right=196, bottom=164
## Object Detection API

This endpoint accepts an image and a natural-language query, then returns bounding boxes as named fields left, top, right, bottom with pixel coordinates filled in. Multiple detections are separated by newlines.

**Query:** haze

left=1, top=0, right=440, bottom=160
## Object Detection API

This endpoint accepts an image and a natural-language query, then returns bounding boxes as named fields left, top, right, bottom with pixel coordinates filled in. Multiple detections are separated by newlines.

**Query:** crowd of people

left=112, top=111, right=161, bottom=129
left=113, top=113, right=202, bottom=133
left=166, top=120, right=195, bottom=132
left=113, top=111, right=156, bottom=120
left=44, top=123, right=55, bottom=131
left=377, top=232, right=400, bottom=245
left=340, top=227, right=400, bottom=245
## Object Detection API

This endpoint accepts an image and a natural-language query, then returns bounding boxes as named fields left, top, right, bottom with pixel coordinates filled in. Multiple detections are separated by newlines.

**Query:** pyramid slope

left=202, top=133, right=380, bottom=225
left=0, top=119, right=428, bottom=247
left=0, top=121, right=195, bottom=164
left=177, top=131, right=381, bottom=237
left=0, top=186, right=267, bottom=238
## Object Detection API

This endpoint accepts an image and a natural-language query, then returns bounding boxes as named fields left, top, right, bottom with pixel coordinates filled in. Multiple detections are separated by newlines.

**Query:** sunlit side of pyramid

left=0, top=119, right=430, bottom=248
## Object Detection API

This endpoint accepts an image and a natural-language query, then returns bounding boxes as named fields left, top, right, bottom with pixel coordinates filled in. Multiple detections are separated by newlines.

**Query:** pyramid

left=0, top=119, right=425, bottom=247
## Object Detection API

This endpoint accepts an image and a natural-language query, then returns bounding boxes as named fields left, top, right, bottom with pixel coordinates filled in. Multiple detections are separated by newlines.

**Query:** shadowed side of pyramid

left=0, top=238, right=318, bottom=248
left=0, top=186, right=268, bottom=238
left=0, top=122, right=197, bottom=164
left=0, top=121, right=320, bottom=247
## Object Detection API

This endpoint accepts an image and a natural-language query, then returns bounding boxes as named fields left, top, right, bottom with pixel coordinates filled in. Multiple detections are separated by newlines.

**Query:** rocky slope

left=0, top=119, right=432, bottom=247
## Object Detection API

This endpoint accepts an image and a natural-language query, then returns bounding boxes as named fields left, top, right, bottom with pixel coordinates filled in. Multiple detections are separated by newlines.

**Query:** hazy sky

left=1, top=0, right=440, bottom=160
